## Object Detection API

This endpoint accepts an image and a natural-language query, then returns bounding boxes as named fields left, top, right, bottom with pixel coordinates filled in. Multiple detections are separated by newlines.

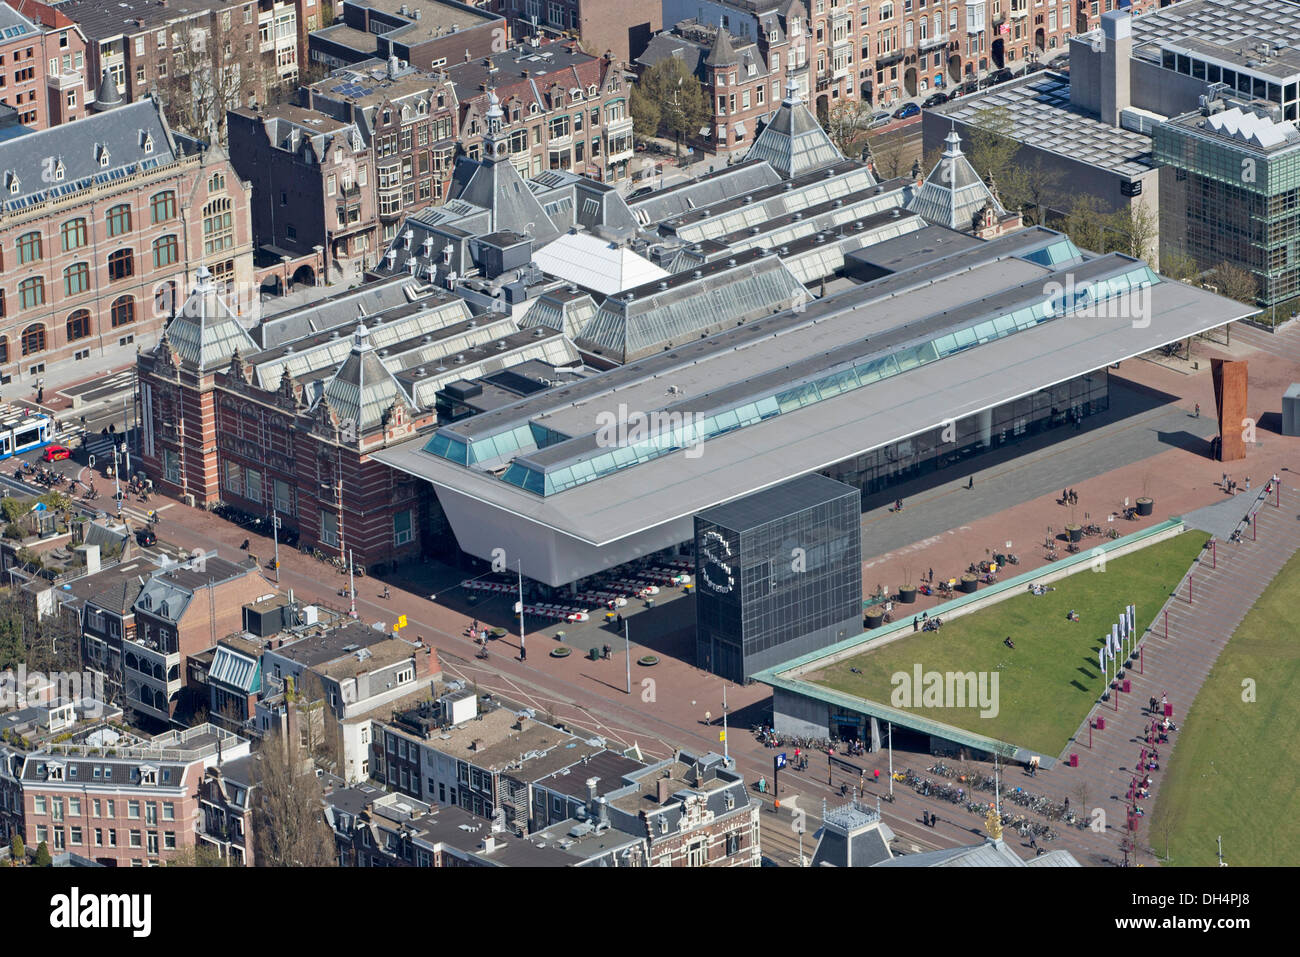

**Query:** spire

left=484, top=89, right=507, bottom=161
left=706, top=27, right=740, bottom=68
left=784, top=75, right=801, bottom=105
left=93, top=69, right=123, bottom=112
left=353, top=323, right=372, bottom=353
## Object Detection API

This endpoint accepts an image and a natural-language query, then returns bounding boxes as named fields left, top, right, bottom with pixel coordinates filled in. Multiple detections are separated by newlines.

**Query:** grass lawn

left=807, top=531, right=1210, bottom=754
left=1149, top=548, right=1300, bottom=866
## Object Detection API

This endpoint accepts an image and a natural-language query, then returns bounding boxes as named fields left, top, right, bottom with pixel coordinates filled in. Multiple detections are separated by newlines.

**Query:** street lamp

left=270, top=511, right=282, bottom=583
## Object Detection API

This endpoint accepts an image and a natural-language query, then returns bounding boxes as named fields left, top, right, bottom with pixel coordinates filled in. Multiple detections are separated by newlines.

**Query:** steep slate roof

left=745, top=77, right=846, bottom=179
left=311, top=324, right=412, bottom=434
left=0, top=98, right=174, bottom=211
left=446, top=92, right=560, bottom=245
left=704, top=27, right=739, bottom=67
left=906, top=129, right=1007, bottom=232
left=160, top=267, right=259, bottom=373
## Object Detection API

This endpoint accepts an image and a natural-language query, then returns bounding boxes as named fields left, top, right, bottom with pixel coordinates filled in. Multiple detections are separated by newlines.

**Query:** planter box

left=898, top=586, right=917, bottom=604
left=864, top=611, right=884, bottom=629
left=1065, top=523, right=1083, bottom=543
left=1136, top=497, right=1154, bottom=516
left=959, top=574, right=978, bottom=594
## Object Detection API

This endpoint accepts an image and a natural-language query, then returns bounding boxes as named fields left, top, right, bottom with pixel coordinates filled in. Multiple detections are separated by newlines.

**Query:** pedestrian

left=967, top=475, right=974, bottom=490
left=1064, top=796, right=1070, bottom=811
left=1149, top=695, right=1157, bottom=713
left=616, top=613, right=623, bottom=629
left=928, top=567, right=934, bottom=583
left=520, top=645, right=527, bottom=662
left=1222, top=472, right=1228, bottom=487
left=1194, top=402, right=1200, bottom=417
left=1245, top=477, right=1251, bottom=490
left=913, top=615, right=919, bottom=632
left=873, top=768, right=880, bottom=781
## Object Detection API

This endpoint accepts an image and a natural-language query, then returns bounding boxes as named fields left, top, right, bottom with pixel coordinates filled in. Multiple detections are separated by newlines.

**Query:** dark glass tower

left=695, top=474, right=862, bottom=682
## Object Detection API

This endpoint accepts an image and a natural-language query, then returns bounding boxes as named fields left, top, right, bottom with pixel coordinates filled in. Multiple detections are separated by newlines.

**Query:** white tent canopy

left=533, top=232, right=669, bottom=296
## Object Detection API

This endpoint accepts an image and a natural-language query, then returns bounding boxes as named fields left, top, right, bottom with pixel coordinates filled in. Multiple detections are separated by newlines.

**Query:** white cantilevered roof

left=532, top=232, right=669, bottom=296
left=376, top=276, right=1251, bottom=585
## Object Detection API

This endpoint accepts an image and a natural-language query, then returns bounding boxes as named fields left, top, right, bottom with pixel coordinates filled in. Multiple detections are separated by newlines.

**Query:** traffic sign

left=775, top=752, right=787, bottom=770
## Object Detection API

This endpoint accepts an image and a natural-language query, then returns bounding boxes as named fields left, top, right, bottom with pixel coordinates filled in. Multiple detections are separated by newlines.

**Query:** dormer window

left=53, top=159, right=64, bottom=181
left=142, top=132, right=154, bottom=153
left=48, top=762, right=65, bottom=781
left=588, top=84, right=597, bottom=97
left=99, top=146, right=111, bottom=168
left=8, top=173, right=18, bottom=195
left=139, top=766, right=157, bottom=786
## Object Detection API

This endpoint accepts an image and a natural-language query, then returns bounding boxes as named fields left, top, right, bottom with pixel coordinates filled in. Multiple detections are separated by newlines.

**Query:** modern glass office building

left=1156, top=104, right=1300, bottom=313
left=695, top=475, right=862, bottom=683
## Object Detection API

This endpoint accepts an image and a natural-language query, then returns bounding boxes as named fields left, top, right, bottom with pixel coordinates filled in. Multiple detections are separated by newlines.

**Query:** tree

left=1205, top=261, right=1259, bottom=305
left=823, top=100, right=873, bottom=157
left=1159, top=251, right=1201, bottom=284
left=1108, top=201, right=1159, bottom=264
left=34, top=841, right=51, bottom=867
left=630, top=57, right=710, bottom=155
left=1059, top=194, right=1111, bottom=254
left=629, top=81, right=661, bottom=140
left=864, top=130, right=909, bottom=179
left=10, top=834, right=23, bottom=862
left=165, top=844, right=228, bottom=867
left=967, top=107, right=1020, bottom=191
left=251, top=735, right=337, bottom=867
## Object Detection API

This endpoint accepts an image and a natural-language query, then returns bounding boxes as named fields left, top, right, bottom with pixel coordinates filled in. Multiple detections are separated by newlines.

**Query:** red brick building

left=229, top=40, right=630, bottom=277
left=1, top=0, right=90, bottom=129
left=136, top=272, right=451, bottom=570
left=19, top=723, right=250, bottom=866
left=0, top=94, right=252, bottom=391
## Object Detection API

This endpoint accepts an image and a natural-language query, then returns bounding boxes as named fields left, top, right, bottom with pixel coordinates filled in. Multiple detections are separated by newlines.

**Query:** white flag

left=1111, top=625, right=1119, bottom=653
left=1128, top=605, right=1136, bottom=632
left=1106, top=644, right=1114, bottom=660
left=1120, top=615, right=1128, bottom=638
left=1099, top=648, right=1105, bottom=674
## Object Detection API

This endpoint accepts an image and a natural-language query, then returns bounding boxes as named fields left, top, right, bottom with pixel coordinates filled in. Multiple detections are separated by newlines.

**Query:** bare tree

left=1159, top=251, right=1201, bottom=284
left=823, top=99, right=873, bottom=157
left=1109, top=200, right=1159, bottom=264
left=154, top=16, right=276, bottom=147
left=250, top=734, right=337, bottom=867
left=1205, top=261, right=1259, bottom=305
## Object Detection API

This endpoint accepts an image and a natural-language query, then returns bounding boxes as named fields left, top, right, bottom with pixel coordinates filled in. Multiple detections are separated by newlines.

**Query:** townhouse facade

left=1, top=0, right=90, bottom=130
left=55, top=0, right=314, bottom=129
left=196, top=753, right=258, bottom=864
left=19, top=723, right=250, bottom=866
left=124, top=555, right=271, bottom=726
left=230, top=40, right=630, bottom=278
left=0, top=94, right=253, bottom=390
left=643, top=0, right=1174, bottom=147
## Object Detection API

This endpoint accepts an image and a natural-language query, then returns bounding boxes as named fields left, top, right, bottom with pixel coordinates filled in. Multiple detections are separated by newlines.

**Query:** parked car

left=869, top=110, right=893, bottom=128
left=41, top=444, right=71, bottom=462
left=988, top=68, right=1014, bottom=86
left=921, top=91, right=949, bottom=108
left=135, top=528, right=157, bottom=547
left=628, top=185, right=655, bottom=200
left=893, top=102, right=922, bottom=120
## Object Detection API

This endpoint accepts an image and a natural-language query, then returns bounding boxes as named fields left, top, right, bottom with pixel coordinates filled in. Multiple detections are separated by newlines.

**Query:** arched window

left=16, top=231, right=41, bottom=264
left=152, top=234, right=178, bottom=268
left=203, top=197, right=233, bottom=255
left=66, top=309, right=91, bottom=341
left=61, top=217, right=87, bottom=252
left=150, top=190, right=176, bottom=223
left=64, top=262, right=90, bottom=297
left=208, top=171, right=226, bottom=192
left=18, top=277, right=43, bottom=310
left=21, top=323, right=45, bottom=356
left=111, top=295, right=135, bottom=328
left=106, top=204, right=132, bottom=237
left=108, top=248, right=134, bottom=281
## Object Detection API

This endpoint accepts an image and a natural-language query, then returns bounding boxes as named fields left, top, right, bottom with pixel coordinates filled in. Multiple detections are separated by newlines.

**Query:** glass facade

left=825, top=370, right=1111, bottom=494
left=695, top=477, right=862, bottom=683
left=1155, top=120, right=1300, bottom=312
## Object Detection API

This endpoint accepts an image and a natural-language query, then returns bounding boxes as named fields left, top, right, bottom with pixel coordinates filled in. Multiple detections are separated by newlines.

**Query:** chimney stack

left=656, top=777, right=671, bottom=804
left=1099, top=10, right=1133, bottom=127
left=585, top=776, right=600, bottom=817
